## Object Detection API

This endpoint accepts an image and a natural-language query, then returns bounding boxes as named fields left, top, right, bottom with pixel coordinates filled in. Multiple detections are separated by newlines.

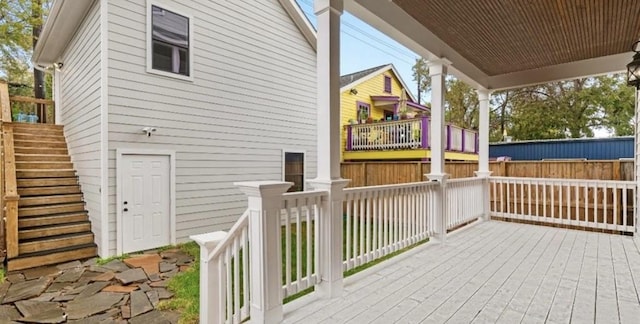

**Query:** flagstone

left=91, top=271, right=115, bottom=282
left=3, top=278, right=50, bottom=304
left=102, top=285, right=139, bottom=293
left=6, top=273, right=25, bottom=283
left=54, top=267, right=84, bottom=283
left=102, top=260, right=130, bottom=273
left=22, top=267, right=61, bottom=280
left=56, top=260, right=82, bottom=270
left=115, top=269, right=147, bottom=285
left=129, top=310, right=172, bottom=324
left=77, top=282, right=111, bottom=299
left=66, top=292, right=124, bottom=320
left=124, top=255, right=162, bottom=276
left=130, top=291, right=153, bottom=318
left=0, top=305, right=21, bottom=322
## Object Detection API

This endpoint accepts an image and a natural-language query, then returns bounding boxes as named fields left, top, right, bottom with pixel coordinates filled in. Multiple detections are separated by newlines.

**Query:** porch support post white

left=634, top=88, right=640, bottom=239
left=427, top=60, right=448, bottom=176
left=310, top=0, right=349, bottom=299
left=475, top=89, right=492, bottom=222
left=235, top=181, right=292, bottom=324
left=190, top=231, right=227, bottom=324
left=426, top=60, right=449, bottom=243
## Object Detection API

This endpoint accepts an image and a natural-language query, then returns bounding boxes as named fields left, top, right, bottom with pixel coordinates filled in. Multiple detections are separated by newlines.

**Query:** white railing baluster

left=488, top=177, right=635, bottom=233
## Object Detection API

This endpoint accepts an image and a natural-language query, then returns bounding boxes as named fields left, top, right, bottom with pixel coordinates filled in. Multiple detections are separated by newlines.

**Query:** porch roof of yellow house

left=348, top=0, right=640, bottom=90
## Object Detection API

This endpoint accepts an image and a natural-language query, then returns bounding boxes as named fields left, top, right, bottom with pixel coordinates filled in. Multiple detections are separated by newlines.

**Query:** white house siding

left=106, top=0, right=317, bottom=255
left=58, top=3, right=104, bottom=253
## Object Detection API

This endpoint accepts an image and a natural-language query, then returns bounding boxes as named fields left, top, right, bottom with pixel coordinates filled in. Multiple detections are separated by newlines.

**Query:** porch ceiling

left=347, top=0, right=640, bottom=90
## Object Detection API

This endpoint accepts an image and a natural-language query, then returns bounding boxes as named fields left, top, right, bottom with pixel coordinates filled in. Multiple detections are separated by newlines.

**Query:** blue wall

left=489, top=137, right=634, bottom=160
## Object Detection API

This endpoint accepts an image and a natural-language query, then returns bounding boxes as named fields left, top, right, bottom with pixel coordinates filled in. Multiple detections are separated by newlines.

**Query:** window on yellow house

left=357, top=101, right=370, bottom=120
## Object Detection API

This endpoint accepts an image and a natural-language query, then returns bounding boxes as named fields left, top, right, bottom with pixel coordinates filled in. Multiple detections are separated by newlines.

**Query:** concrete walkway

left=0, top=249, right=194, bottom=323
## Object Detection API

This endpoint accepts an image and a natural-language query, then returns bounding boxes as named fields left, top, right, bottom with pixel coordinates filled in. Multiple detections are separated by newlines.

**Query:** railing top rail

left=207, top=209, right=249, bottom=261
left=282, top=189, right=329, bottom=201
left=489, top=176, right=636, bottom=186
left=9, top=96, right=54, bottom=105
left=345, top=180, right=439, bottom=193
left=349, top=118, right=423, bottom=128
left=448, top=177, right=485, bottom=184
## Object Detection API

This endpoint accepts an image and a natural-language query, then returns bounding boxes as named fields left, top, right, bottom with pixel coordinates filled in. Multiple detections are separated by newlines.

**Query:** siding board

left=106, top=0, right=317, bottom=255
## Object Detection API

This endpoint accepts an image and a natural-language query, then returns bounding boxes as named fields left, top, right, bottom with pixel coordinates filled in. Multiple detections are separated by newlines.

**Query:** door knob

left=124, top=208, right=128, bottom=212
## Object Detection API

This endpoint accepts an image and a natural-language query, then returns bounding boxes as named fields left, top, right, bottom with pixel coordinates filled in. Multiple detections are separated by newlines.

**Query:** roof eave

left=32, top=0, right=97, bottom=66
left=279, top=0, right=317, bottom=52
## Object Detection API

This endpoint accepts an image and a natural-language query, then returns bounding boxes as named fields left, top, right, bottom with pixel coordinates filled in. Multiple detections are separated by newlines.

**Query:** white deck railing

left=281, top=190, right=326, bottom=297
left=192, top=210, right=251, bottom=324
left=490, top=177, right=636, bottom=232
left=446, top=177, right=486, bottom=229
left=342, top=181, right=439, bottom=271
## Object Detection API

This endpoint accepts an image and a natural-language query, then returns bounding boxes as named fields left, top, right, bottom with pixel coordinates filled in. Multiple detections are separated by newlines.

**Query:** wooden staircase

left=6, top=123, right=97, bottom=271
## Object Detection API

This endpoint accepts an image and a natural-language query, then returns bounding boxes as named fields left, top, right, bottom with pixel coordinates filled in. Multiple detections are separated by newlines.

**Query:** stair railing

left=0, top=81, right=19, bottom=258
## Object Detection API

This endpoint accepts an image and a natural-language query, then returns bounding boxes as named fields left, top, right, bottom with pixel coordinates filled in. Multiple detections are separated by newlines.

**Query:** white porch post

left=635, top=88, right=640, bottom=239
left=426, top=60, right=449, bottom=243
left=475, top=89, right=492, bottom=222
left=235, top=181, right=292, bottom=324
left=309, top=0, right=349, bottom=299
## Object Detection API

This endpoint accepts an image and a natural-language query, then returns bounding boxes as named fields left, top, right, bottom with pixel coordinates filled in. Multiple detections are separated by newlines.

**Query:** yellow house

left=340, top=64, right=479, bottom=162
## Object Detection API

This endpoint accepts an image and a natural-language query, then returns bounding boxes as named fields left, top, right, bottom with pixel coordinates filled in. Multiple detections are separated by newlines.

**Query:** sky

left=295, top=0, right=421, bottom=99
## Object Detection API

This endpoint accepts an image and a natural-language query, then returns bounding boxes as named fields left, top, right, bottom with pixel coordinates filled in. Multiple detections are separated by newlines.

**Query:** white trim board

left=115, top=148, right=177, bottom=255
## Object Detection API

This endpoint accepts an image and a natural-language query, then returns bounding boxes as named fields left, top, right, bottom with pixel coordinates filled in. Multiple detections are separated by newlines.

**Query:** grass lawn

left=159, top=219, right=428, bottom=324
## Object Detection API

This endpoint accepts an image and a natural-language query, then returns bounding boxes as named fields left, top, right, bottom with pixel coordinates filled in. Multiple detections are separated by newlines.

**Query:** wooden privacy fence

left=341, top=160, right=634, bottom=187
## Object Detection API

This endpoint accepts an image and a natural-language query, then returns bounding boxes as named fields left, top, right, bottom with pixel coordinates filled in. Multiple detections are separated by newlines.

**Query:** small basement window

left=148, top=3, right=193, bottom=79
left=283, top=151, right=305, bottom=192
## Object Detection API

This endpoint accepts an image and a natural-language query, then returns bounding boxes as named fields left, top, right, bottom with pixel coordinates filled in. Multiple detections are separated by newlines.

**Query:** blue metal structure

left=489, top=136, right=634, bottom=160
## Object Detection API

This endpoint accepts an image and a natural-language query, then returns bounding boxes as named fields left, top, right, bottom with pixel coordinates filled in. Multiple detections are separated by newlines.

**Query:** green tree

left=0, top=0, right=51, bottom=97
left=412, top=58, right=430, bottom=104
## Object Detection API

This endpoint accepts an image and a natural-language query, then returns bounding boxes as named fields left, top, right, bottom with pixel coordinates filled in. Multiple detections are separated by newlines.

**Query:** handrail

left=208, top=209, right=249, bottom=261
left=8, top=96, right=54, bottom=105
left=3, top=126, right=19, bottom=258
left=0, top=82, right=20, bottom=258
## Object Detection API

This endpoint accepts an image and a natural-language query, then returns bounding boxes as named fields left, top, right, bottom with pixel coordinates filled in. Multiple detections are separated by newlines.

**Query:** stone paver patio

left=0, top=249, right=194, bottom=323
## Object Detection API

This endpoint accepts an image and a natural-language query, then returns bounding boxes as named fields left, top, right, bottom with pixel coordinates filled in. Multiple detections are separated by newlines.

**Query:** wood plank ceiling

left=394, top=0, right=640, bottom=76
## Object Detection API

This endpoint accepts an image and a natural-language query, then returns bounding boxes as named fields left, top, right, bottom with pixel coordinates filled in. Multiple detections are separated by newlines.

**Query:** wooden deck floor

left=283, top=221, right=640, bottom=323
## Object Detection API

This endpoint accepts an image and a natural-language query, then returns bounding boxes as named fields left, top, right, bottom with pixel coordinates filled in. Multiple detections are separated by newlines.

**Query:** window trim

left=384, top=75, right=392, bottom=93
left=146, top=0, right=194, bottom=81
left=356, top=101, right=371, bottom=119
left=282, top=150, right=306, bottom=192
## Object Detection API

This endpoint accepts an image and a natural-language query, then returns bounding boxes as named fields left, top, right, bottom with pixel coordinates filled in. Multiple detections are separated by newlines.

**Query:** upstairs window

left=384, top=75, right=392, bottom=93
left=357, top=102, right=370, bottom=120
left=283, top=151, right=305, bottom=192
left=148, top=3, right=193, bottom=80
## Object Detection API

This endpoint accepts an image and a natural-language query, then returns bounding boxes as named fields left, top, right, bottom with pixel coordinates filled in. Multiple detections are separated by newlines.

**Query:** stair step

left=10, top=122, right=64, bottom=130
left=14, top=140, right=67, bottom=149
left=7, top=244, right=97, bottom=271
left=17, top=169, right=76, bottom=178
left=13, top=133, right=65, bottom=142
left=16, top=161, right=74, bottom=170
left=19, top=202, right=85, bottom=217
left=19, top=212, right=89, bottom=228
left=19, top=221, right=92, bottom=240
left=19, top=194, right=83, bottom=207
left=18, top=185, right=81, bottom=196
left=18, top=177, right=78, bottom=188
left=14, top=147, right=68, bottom=155
left=15, top=154, right=71, bottom=162
left=19, top=232, right=94, bottom=255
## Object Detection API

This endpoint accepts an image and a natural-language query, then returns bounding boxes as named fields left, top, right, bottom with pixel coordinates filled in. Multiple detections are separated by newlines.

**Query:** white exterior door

left=122, top=154, right=171, bottom=253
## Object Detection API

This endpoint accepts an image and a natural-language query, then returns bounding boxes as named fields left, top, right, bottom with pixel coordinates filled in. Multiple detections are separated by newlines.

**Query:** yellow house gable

left=340, top=66, right=414, bottom=157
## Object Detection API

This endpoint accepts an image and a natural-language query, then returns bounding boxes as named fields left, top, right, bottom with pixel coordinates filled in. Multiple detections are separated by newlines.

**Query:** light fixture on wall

left=53, top=62, right=64, bottom=70
left=627, top=41, right=640, bottom=89
left=349, top=88, right=358, bottom=95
